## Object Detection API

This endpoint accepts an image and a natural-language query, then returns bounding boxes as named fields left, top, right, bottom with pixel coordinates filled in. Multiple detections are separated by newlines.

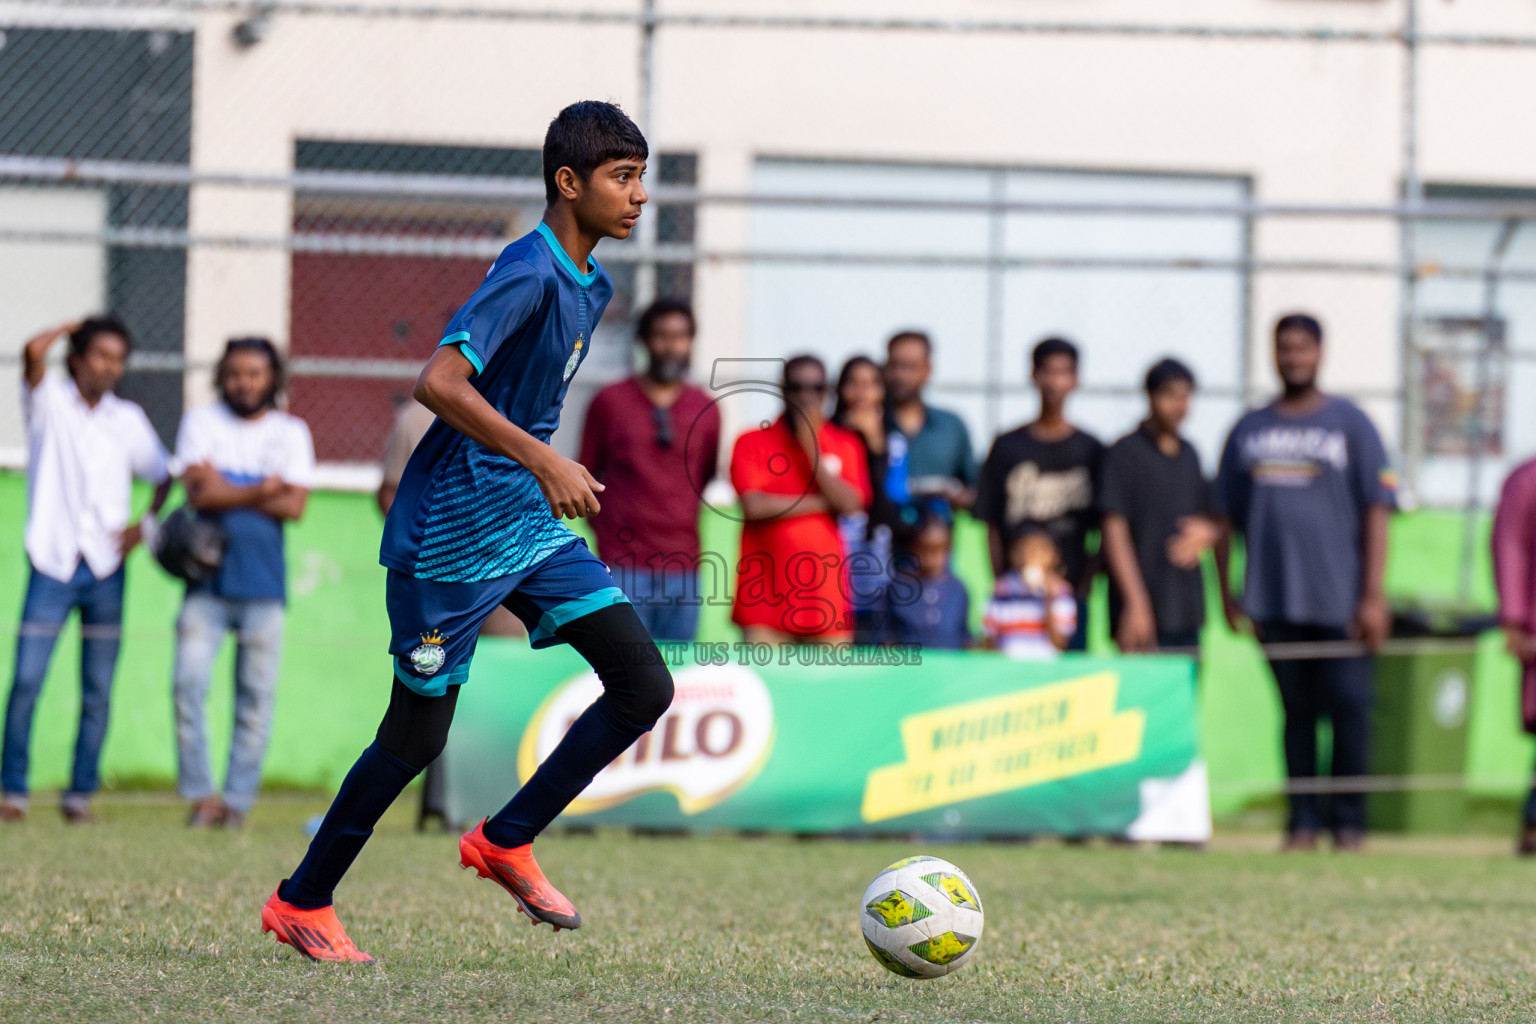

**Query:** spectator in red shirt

left=731, top=355, right=872, bottom=643
left=580, top=298, right=721, bottom=641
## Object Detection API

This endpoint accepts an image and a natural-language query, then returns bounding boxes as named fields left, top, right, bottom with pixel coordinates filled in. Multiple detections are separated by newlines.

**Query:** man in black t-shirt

left=975, top=337, right=1103, bottom=650
left=1099, top=359, right=1220, bottom=654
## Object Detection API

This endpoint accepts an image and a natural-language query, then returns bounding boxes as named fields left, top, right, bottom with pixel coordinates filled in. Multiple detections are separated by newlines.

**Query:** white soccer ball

left=859, top=855, right=984, bottom=979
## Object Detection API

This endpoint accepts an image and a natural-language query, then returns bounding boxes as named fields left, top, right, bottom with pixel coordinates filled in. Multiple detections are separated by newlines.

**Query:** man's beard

left=647, top=353, right=689, bottom=384
left=224, top=390, right=274, bottom=418
left=1282, top=376, right=1316, bottom=398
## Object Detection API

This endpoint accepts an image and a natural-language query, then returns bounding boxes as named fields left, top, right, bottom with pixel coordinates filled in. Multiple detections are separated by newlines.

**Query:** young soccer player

left=260, top=102, right=673, bottom=963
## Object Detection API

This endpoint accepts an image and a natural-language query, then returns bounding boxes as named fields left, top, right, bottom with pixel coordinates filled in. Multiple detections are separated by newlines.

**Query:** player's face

left=784, top=365, right=830, bottom=425
left=884, top=340, right=930, bottom=405
left=68, top=331, right=128, bottom=400
left=1032, top=353, right=1078, bottom=408
left=840, top=361, right=884, bottom=413
left=1149, top=379, right=1192, bottom=433
left=220, top=348, right=276, bottom=418
left=643, top=311, right=694, bottom=382
left=577, top=157, right=648, bottom=240
left=914, top=525, right=951, bottom=580
left=1275, top=328, right=1322, bottom=392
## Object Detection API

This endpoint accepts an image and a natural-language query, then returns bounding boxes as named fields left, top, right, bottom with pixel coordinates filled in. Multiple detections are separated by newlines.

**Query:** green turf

left=3, top=801, right=1536, bottom=1022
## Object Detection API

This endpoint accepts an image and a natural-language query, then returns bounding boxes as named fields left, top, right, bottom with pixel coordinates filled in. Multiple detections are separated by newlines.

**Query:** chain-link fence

left=4, top=1, right=1536, bottom=512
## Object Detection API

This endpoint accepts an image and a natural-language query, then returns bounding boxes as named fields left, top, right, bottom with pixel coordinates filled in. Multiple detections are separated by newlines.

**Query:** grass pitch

left=2, top=800, right=1535, bottom=1023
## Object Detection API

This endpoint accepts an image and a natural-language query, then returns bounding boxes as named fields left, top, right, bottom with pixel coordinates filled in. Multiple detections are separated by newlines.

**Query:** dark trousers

left=1262, top=621, right=1374, bottom=834
left=1524, top=751, right=1536, bottom=828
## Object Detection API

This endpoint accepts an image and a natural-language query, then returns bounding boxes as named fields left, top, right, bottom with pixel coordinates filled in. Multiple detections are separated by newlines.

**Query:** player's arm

left=182, top=464, right=285, bottom=513
left=1353, top=502, right=1390, bottom=652
left=414, top=345, right=603, bottom=519
left=1101, top=512, right=1155, bottom=652
left=791, top=417, right=863, bottom=516
left=256, top=485, right=308, bottom=521
left=739, top=490, right=830, bottom=521
left=22, top=322, right=76, bottom=388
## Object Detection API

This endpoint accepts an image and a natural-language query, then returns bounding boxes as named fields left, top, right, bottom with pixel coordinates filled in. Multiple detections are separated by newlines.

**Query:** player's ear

left=554, top=165, right=582, bottom=202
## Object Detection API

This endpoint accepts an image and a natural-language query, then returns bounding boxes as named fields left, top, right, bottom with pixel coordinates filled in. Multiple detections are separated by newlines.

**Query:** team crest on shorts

left=562, top=335, right=584, bottom=381
left=410, top=629, right=448, bottom=676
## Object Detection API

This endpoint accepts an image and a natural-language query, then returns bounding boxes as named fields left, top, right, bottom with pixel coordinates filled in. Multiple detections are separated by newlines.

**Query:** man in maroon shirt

left=579, top=297, right=721, bottom=641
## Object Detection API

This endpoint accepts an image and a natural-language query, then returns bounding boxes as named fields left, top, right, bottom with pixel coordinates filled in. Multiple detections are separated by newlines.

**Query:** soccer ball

left=859, top=855, right=984, bottom=979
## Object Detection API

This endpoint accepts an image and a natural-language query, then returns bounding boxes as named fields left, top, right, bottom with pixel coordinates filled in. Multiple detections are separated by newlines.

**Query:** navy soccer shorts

left=386, top=537, right=630, bottom=696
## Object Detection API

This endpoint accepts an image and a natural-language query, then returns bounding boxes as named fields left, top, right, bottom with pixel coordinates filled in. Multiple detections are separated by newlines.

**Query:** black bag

left=151, top=506, right=227, bottom=584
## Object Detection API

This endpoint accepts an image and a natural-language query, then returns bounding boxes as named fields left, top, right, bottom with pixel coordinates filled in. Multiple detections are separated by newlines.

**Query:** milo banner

left=444, top=644, right=1210, bottom=841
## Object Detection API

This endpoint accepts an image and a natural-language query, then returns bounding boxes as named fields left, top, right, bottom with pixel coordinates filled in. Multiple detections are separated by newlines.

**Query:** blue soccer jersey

left=381, top=222, right=614, bottom=582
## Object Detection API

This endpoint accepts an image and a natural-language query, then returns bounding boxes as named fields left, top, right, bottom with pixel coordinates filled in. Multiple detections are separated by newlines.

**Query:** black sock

left=481, top=697, right=644, bottom=848
left=279, top=742, right=420, bottom=909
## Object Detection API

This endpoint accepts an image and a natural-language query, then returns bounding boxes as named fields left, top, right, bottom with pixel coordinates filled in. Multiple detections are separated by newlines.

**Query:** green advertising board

left=444, top=643, right=1209, bottom=841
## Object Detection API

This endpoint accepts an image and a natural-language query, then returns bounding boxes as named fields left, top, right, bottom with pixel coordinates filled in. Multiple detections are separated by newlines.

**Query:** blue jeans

left=615, top=566, right=701, bottom=643
left=2, top=562, right=126, bottom=807
left=173, top=592, right=285, bottom=814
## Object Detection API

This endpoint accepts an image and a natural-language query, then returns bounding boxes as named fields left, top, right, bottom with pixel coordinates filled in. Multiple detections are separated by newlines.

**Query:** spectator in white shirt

left=173, top=338, right=314, bottom=828
left=2, top=318, right=170, bottom=824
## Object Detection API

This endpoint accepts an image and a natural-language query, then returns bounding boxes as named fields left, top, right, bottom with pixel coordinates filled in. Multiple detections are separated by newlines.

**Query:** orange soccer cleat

left=459, top=821, right=582, bottom=931
left=260, top=888, right=375, bottom=963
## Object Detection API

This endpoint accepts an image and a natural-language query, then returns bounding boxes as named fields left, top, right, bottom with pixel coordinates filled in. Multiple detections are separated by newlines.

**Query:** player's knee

left=621, top=659, right=674, bottom=730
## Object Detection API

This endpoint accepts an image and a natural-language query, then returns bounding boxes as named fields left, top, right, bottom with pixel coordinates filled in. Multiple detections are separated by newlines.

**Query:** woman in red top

left=730, top=355, right=872, bottom=642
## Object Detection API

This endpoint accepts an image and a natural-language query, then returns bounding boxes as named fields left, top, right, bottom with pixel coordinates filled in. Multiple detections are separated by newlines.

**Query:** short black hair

left=542, top=101, right=649, bottom=205
left=636, top=297, right=696, bottom=343
left=1031, top=336, right=1079, bottom=373
left=1275, top=313, right=1323, bottom=344
left=216, top=336, right=286, bottom=410
left=1145, top=357, right=1196, bottom=395
left=68, top=315, right=132, bottom=361
left=886, top=330, right=932, bottom=357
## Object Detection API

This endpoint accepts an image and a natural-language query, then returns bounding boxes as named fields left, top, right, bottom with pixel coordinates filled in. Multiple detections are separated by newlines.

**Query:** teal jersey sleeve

left=438, top=256, right=545, bottom=375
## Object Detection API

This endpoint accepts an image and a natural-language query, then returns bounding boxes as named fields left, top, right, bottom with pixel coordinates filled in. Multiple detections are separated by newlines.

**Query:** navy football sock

left=279, top=742, right=420, bottom=909
left=481, top=698, right=644, bottom=848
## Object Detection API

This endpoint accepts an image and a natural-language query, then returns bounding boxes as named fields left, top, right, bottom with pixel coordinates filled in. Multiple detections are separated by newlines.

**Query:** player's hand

left=181, top=462, right=217, bottom=489
left=1351, top=593, right=1390, bottom=654
left=117, top=523, right=144, bottom=558
left=1116, top=601, right=1157, bottom=653
left=1223, top=593, right=1250, bottom=636
left=1506, top=625, right=1536, bottom=661
left=532, top=453, right=604, bottom=519
left=1166, top=516, right=1219, bottom=570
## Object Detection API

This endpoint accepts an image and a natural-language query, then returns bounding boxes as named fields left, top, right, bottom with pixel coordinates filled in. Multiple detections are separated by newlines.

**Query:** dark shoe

left=187, top=797, right=225, bottom=828
left=0, top=801, right=24, bottom=823
left=1517, top=826, right=1536, bottom=857
left=221, top=808, right=246, bottom=830
left=62, top=805, right=97, bottom=825
left=1282, top=828, right=1319, bottom=852
left=1333, top=828, right=1365, bottom=853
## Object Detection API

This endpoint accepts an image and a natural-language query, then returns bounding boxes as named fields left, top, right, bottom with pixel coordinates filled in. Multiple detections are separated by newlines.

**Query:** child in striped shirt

left=984, top=528, right=1077, bottom=659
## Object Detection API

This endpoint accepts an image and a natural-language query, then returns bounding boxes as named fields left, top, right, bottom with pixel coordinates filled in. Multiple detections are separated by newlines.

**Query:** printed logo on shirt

left=410, top=629, right=448, bottom=676
left=1241, top=423, right=1351, bottom=472
left=1002, top=462, right=1093, bottom=524
left=562, top=335, right=584, bottom=382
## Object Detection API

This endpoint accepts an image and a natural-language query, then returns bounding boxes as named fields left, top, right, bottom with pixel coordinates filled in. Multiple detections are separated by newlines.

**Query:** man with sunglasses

left=579, top=297, right=720, bottom=641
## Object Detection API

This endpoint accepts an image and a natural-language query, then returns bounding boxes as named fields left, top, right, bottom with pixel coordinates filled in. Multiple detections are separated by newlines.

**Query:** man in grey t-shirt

left=1217, top=313, right=1394, bottom=853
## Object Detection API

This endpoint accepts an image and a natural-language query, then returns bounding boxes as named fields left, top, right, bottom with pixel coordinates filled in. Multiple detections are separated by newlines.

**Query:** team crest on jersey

left=562, top=335, right=584, bottom=381
left=410, top=629, right=448, bottom=676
